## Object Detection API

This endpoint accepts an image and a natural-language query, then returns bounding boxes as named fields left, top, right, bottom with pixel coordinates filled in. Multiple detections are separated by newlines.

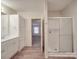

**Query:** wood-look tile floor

left=11, top=47, right=76, bottom=59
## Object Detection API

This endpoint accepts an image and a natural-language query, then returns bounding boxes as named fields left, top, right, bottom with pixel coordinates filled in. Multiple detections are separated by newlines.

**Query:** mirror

left=1, top=15, right=9, bottom=39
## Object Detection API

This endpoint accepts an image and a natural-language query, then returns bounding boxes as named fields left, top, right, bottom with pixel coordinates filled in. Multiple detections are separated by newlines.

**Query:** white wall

left=1, top=3, right=17, bottom=14
left=62, top=0, right=77, bottom=53
left=48, top=11, right=62, bottom=17
left=18, top=12, right=44, bottom=46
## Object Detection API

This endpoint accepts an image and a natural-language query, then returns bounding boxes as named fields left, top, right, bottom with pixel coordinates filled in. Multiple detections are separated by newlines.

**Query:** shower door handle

left=49, top=31, right=52, bottom=34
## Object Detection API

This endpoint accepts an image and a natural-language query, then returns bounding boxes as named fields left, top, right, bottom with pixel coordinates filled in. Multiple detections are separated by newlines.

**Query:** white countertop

left=1, top=34, right=19, bottom=43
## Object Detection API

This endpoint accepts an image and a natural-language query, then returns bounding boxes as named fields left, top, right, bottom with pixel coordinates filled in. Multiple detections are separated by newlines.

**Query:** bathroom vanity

left=1, top=14, right=26, bottom=59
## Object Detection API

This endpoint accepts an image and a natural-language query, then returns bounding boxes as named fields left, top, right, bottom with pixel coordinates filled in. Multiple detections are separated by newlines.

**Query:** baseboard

left=10, top=51, right=19, bottom=59
left=48, top=52, right=76, bottom=57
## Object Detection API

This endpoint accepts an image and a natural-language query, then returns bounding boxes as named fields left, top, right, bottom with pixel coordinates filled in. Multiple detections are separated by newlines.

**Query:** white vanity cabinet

left=1, top=14, right=26, bottom=59
left=19, top=38, right=25, bottom=51
left=7, top=38, right=19, bottom=59
left=1, top=38, right=19, bottom=59
left=19, top=16, right=26, bottom=51
left=1, top=42, right=8, bottom=59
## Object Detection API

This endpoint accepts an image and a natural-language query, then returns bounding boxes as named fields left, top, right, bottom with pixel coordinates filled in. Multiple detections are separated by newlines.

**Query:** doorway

left=32, top=19, right=41, bottom=48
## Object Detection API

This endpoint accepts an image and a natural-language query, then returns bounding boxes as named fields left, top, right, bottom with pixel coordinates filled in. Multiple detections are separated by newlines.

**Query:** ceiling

left=1, top=0, right=44, bottom=12
left=1, top=0, right=73, bottom=12
left=48, top=0, right=73, bottom=11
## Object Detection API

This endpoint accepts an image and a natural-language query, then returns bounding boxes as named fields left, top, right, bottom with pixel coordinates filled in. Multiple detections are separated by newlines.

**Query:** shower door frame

left=47, top=17, right=74, bottom=57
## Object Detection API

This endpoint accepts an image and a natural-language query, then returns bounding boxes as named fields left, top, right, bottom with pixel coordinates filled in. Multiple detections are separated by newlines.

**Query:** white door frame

left=31, top=17, right=44, bottom=51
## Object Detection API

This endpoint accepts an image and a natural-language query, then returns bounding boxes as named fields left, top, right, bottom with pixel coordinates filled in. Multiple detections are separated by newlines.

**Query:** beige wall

left=18, top=12, right=44, bottom=46
left=62, top=0, right=77, bottom=53
left=48, top=11, right=62, bottom=17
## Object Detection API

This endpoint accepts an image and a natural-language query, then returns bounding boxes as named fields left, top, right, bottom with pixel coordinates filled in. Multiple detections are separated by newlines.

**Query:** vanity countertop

left=1, top=34, right=19, bottom=43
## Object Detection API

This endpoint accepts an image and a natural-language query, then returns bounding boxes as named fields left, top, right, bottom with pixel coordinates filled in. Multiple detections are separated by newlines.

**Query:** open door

left=32, top=19, right=41, bottom=48
left=31, top=18, right=44, bottom=52
left=41, top=19, right=44, bottom=52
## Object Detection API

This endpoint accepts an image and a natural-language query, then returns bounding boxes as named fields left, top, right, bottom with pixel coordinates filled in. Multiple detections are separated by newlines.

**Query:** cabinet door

left=7, top=40, right=15, bottom=58
left=7, top=38, right=18, bottom=58
left=60, top=18, right=72, bottom=52
left=1, top=42, right=8, bottom=59
left=19, top=16, right=25, bottom=51
left=19, top=38, right=24, bottom=51
left=48, top=18, right=60, bottom=53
